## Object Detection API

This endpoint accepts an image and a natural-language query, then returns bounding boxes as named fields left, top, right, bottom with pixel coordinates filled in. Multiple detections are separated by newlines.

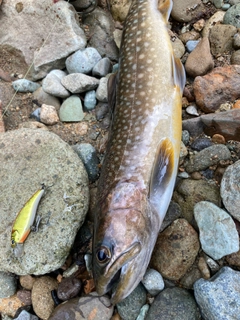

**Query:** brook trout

left=93, top=0, right=185, bottom=304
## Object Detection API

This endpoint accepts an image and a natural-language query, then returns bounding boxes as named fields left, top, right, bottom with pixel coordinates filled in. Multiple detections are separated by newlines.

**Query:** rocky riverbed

left=0, top=0, right=240, bottom=319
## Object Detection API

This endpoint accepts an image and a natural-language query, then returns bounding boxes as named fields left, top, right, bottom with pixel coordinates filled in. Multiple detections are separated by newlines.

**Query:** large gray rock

left=0, top=0, right=86, bottom=80
left=0, top=128, right=89, bottom=275
left=194, top=267, right=240, bottom=320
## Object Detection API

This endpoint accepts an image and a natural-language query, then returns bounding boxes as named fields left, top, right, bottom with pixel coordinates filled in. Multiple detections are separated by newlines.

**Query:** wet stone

left=190, top=137, right=212, bottom=151
left=146, top=287, right=201, bottom=320
left=116, top=284, right=147, bottom=320
left=194, top=267, right=240, bottom=320
left=194, top=201, right=239, bottom=260
left=223, top=4, right=240, bottom=28
left=141, top=269, right=164, bottom=296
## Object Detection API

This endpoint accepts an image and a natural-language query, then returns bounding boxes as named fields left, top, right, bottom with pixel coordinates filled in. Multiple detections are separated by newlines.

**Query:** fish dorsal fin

left=158, top=0, right=173, bottom=23
left=172, top=55, right=186, bottom=94
left=149, top=138, right=175, bottom=223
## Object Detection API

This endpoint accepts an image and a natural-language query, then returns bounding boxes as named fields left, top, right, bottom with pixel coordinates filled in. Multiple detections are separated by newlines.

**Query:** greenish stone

left=59, top=95, right=84, bottom=122
left=223, top=4, right=240, bottom=28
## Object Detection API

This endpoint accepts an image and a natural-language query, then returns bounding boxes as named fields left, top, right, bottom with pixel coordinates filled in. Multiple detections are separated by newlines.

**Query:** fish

left=11, top=184, right=45, bottom=256
left=92, top=0, right=185, bottom=304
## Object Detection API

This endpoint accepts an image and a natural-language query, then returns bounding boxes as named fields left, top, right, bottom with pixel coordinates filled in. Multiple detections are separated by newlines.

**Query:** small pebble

left=182, top=130, right=190, bottom=145
left=40, top=104, right=59, bottom=125
left=84, top=90, right=97, bottom=110
left=141, top=268, right=164, bottom=296
left=59, top=95, right=84, bottom=122
left=212, top=134, right=225, bottom=144
left=30, top=108, right=41, bottom=122
left=61, top=73, right=99, bottom=94
left=17, top=289, right=32, bottom=305
left=12, top=79, right=40, bottom=93
left=198, top=257, right=210, bottom=279
left=0, top=272, right=17, bottom=298
left=96, top=77, right=108, bottom=102
left=19, top=275, right=36, bottom=290
left=136, top=304, right=149, bottom=320
left=186, top=40, right=200, bottom=52
left=191, top=138, right=212, bottom=151
left=191, top=171, right=202, bottom=180
left=42, top=71, right=70, bottom=98
left=186, top=105, right=199, bottom=116
left=13, top=310, right=38, bottom=320
left=92, top=57, right=112, bottom=77
left=57, top=277, right=81, bottom=301
left=203, top=254, right=220, bottom=274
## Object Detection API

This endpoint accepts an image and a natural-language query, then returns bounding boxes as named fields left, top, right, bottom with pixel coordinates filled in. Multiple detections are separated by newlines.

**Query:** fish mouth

left=96, top=242, right=141, bottom=303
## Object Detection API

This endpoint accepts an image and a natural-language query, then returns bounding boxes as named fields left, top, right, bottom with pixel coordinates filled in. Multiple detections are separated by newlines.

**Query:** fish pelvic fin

left=172, top=55, right=186, bottom=95
left=158, top=0, right=173, bottom=23
left=149, top=138, right=175, bottom=223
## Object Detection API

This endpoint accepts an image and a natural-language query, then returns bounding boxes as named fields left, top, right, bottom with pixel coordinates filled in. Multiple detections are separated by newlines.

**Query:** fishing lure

left=11, top=184, right=45, bottom=255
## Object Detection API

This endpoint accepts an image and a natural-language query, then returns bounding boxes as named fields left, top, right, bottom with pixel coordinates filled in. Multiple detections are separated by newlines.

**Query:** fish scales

left=93, top=0, right=185, bottom=304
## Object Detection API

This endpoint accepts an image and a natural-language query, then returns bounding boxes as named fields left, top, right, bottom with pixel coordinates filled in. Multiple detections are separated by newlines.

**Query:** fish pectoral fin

left=158, top=0, right=173, bottom=23
left=149, top=138, right=175, bottom=222
left=172, top=55, right=186, bottom=95
left=107, top=72, right=118, bottom=116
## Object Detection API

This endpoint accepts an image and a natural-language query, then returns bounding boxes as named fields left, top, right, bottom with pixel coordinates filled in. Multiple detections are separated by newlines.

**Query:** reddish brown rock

left=185, top=37, right=214, bottom=77
left=0, top=294, right=24, bottom=317
left=233, top=100, right=240, bottom=109
left=150, top=219, right=200, bottom=281
left=212, top=134, right=226, bottom=144
left=193, top=66, right=240, bottom=113
left=200, top=109, right=240, bottom=141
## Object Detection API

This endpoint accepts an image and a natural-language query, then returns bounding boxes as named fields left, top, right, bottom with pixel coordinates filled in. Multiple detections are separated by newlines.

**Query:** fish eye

left=96, top=246, right=111, bottom=264
left=11, top=239, right=16, bottom=247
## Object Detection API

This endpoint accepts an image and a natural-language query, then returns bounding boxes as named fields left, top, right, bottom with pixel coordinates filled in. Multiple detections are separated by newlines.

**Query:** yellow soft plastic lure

left=11, top=185, right=45, bottom=249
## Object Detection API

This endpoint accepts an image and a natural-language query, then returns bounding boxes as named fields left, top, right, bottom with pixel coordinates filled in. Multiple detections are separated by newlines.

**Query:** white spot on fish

left=139, top=54, right=145, bottom=59
left=138, top=73, right=144, bottom=79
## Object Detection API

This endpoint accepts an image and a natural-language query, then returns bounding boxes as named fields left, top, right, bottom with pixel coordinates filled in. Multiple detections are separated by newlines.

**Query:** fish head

left=93, top=183, right=160, bottom=304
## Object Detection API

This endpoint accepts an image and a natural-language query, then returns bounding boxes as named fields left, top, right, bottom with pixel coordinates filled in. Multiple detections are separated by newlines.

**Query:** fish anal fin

left=158, top=0, right=173, bottom=23
left=172, top=55, right=186, bottom=94
left=149, top=138, right=175, bottom=222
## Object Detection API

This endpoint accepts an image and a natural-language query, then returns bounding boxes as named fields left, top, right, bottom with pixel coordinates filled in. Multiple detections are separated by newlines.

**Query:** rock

left=30, top=106, right=40, bottom=121
left=193, top=19, right=205, bottom=32
left=209, top=24, right=237, bottom=57
left=33, top=87, right=61, bottom=111
left=96, top=77, right=108, bottom=102
left=42, top=70, right=70, bottom=98
left=211, top=134, right=226, bottom=144
left=169, top=30, right=185, bottom=59
left=17, top=289, right=32, bottom=306
left=19, top=275, right=36, bottom=290
left=231, top=49, right=240, bottom=64
left=108, top=0, right=131, bottom=22
left=0, top=272, right=17, bottom=298
left=0, top=128, right=89, bottom=275
left=49, top=292, right=114, bottom=320
left=186, top=40, right=200, bottom=52
left=84, top=90, right=97, bottom=111
left=201, top=109, right=240, bottom=141
left=12, top=79, right=40, bottom=93
left=221, top=160, right=240, bottom=221
left=198, top=256, right=210, bottom=279
left=193, top=66, right=240, bottom=113
left=141, top=269, right=164, bottom=296
left=92, top=57, right=112, bottom=77
left=65, top=47, right=102, bottom=74
left=185, top=37, right=214, bottom=77
left=136, top=305, right=150, bottom=320
left=18, top=121, right=48, bottom=131
left=179, top=30, right=200, bottom=44
left=179, top=141, right=188, bottom=163
left=57, top=277, right=81, bottom=301
left=179, top=263, right=202, bottom=289
left=59, top=95, right=84, bottom=122
left=151, top=219, right=200, bottom=281
left=160, top=201, right=182, bottom=232
left=190, top=137, right=212, bottom=151
left=194, top=201, right=239, bottom=260
left=61, top=73, right=99, bottom=94
left=182, top=130, right=190, bottom=145
left=171, top=0, right=206, bottom=22
left=83, top=7, right=119, bottom=61
left=173, top=179, right=221, bottom=223
left=14, top=310, right=38, bottom=320
left=40, top=104, right=59, bottom=125
left=202, top=11, right=225, bottom=37
left=185, top=144, right=231, bottom=173
left=116, top=284, right=147, bottom=320
left=31, top=276, right=58, bottom=320
left=0, top=1, right=86, bottom=80
left=0, top=294, right=24, bottom=317
left=182, top=117, right=204, bottom=138
left=146, top=287, right=201, bottom=320
left=223, top=4, right=240, bottom=28
left=233, top=32, right=240, bottom=49
left=186, top=105, right=199, bottom=116
left=72, top=143, right=99, bottom=182
left=194, top=267, right=240, bottom=320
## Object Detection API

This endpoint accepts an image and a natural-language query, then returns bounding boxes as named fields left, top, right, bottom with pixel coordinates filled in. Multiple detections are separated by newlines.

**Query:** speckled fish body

left=93, top=0, right=185, bottom=304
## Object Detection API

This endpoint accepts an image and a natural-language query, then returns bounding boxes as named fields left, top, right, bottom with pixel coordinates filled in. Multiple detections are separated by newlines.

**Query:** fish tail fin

left=158, top=0, right=173, bottom=23
left=172, top=55, right=186, bottom=94
left=149, top=138, right=176, bottom=223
